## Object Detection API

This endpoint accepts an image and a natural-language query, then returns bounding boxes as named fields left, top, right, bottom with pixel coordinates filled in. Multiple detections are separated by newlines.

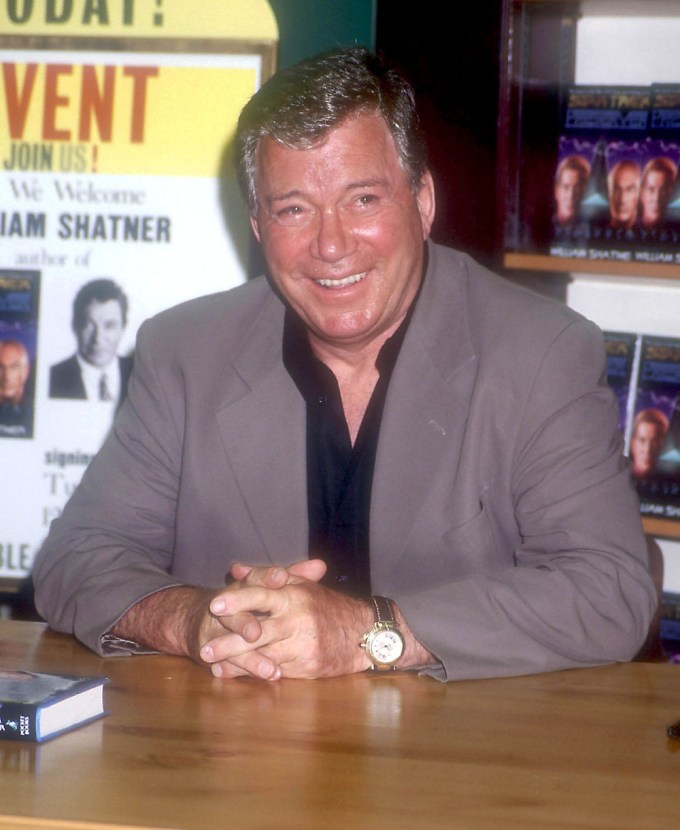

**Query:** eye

left=274, top=204, right=310, bottom=226
left=355, top=193, right=379, bottom=208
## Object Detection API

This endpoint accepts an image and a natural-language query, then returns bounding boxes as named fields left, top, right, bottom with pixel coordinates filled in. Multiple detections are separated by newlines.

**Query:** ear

left=249, top=214, right=261, bottom=242
left=416, top=170, right=436, bottom=240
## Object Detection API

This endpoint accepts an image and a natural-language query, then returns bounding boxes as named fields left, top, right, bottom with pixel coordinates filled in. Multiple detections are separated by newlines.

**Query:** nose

left=90, top=324, right=103, bottom=345
left=311, top=208, right=355, bottom=262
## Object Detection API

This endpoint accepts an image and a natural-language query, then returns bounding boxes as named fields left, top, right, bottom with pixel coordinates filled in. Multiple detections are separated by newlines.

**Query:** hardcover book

left=0, top=670, right=107, bottom=742
left=628, top=335, right=680, bottom=522
left=550, top=85, right=651, bottom=260
left=0, top=269, right=40, bottom=439
left=641, top=84, right=680, bottom=256
left=602, top=331, right=680, bottom=524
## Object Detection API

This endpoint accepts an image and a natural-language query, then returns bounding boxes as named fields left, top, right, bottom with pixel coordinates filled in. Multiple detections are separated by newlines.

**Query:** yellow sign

left=0, top=0, right=278, bottom=39
left=1, top=56, right=260, bottom=176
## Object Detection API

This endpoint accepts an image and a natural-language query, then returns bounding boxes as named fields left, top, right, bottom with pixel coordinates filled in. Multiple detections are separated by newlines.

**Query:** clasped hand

left=198, top=559, right=374, bottom=681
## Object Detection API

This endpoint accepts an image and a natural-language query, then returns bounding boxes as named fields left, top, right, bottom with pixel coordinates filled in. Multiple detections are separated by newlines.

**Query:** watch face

left=370, top=629, right=404, bottom=665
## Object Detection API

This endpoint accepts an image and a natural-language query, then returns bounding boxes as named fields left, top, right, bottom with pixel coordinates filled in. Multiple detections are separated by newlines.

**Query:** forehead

left=82, top=299, right=123, bottom=319
left=255, top=115, right=403, bottom=193
left=644, top=170, right=667, bottom=186
left=559, top=168, right=581, bottom=183
left=0, top=343, right=27, bottom=363
left=614, top=166, right=639, bottom=184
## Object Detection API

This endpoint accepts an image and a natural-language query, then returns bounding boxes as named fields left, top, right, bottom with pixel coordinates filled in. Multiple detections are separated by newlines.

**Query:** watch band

left=372, top=595, right=397, bottom=625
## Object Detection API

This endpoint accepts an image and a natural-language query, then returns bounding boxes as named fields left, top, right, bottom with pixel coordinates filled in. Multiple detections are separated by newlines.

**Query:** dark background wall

left=376, top=2, right=504, bottom=271
left=268, top=0, right=375, bottom=70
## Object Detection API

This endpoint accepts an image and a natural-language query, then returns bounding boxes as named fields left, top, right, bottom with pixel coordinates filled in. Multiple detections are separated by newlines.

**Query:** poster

left=0, top=1, right=278, bottom=578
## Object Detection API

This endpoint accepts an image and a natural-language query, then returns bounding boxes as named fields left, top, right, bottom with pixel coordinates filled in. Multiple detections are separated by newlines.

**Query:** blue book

left=0, top=670, right=107, bottom=742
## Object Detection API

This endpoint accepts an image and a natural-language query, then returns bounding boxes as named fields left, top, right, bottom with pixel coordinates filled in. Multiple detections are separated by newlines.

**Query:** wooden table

left=1, top=621, right=679, bottom=830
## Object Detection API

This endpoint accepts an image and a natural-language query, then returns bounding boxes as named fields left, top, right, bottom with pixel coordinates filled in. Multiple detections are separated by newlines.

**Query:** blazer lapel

left=370, top=247, right=478, bottom=585
left=215, top=295, right=309, bottom=564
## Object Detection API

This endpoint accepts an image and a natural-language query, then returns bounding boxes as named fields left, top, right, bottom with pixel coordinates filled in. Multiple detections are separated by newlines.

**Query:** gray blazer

left=34, top=243, right=656, bottom=680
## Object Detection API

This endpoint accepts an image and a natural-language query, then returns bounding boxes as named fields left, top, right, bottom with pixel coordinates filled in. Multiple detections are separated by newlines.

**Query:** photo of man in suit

left=34, top=49, right=655, bottom=683
left=49, top=279, right=132, bottom=407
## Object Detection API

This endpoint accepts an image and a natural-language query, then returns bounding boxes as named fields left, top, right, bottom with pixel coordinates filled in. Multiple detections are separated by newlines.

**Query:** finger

left=286, top=558, right=327, bottom=583
left=201, top=634, right=282, bottom=681
left=215, top=609, right=264, bottom=642
left=201, top=630, right=256, bottom=661
left=230, top=563, right=289, bottom=589
left=230, top=559, right=327, bottom=587
left=210, top=584, right=282, bottom=618
left=211, top=653, right=282, bottom=681
left=202, top=612, right=290, bottom=665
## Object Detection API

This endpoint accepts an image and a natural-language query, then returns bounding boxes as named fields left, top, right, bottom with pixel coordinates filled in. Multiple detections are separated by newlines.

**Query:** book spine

left=623, top=334, right=643, bottom=454
left=0, top=702, right=39, bottom=742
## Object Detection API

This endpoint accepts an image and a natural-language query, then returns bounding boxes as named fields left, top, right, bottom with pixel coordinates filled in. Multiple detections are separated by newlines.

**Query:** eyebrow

left=267, top=178, right=390, bottom=206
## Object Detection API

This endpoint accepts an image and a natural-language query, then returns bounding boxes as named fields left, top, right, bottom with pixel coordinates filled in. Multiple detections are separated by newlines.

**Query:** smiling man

left=34, top=49, right=655, bottom=682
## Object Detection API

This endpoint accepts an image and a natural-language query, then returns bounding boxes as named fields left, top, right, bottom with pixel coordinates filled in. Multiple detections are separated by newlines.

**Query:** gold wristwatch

left=360, top=596, right=405, bottom=671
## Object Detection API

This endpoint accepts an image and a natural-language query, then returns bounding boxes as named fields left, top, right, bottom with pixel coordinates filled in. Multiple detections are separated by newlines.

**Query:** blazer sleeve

left=393, top=319, right=657, bottom=681
left=33, top=320, right=186, bottom=654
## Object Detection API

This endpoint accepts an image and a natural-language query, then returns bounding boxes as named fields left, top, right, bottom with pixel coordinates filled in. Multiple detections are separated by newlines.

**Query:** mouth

left=315, top=271, right=367, bottom=289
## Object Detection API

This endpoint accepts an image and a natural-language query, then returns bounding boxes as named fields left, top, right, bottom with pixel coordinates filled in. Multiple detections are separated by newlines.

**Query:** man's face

left=0, top=342, right=29, bottom=405
left=640, top=170, right=672, bottom=227
left=554, top=168, right=584, bottom=224
left=609, top=164, right=640, bottom=229
left=250, top=114, right=435, bottom=354
left=630, top=421, right=664, bottom=478
left=75, top=299, right=125, bottom=368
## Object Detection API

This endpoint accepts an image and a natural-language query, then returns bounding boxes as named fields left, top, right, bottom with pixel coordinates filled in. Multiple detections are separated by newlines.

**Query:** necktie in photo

left=99, top=373, right=113, bottom=402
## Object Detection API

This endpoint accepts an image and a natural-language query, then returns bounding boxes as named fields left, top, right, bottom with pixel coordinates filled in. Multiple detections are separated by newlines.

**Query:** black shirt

left=282, top=307, right=413, bottom=599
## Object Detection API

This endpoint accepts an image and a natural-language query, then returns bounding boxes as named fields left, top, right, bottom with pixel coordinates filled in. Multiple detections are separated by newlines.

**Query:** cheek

left=359, top=211, right=420, bottom=250
left=261, top=227, right=309, bottom=271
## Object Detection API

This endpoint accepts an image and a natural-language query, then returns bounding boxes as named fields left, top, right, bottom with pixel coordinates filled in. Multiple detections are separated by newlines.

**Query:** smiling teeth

left=317, top=272, right=367, bottom=288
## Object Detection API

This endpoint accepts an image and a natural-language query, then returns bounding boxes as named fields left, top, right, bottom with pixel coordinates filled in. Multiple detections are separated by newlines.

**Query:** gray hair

left=234, top=48, right=428, bottom=215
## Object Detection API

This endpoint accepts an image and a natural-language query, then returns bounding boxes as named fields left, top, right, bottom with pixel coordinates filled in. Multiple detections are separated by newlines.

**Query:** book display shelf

left=499, top=0, right=680, bottom=280
left=498, top=0, right=680, bottom=548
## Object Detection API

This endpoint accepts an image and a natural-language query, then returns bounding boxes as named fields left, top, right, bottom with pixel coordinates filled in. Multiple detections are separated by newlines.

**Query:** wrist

left=110, top=585, right=217, bottom=660
left=390, top=602, right=437, bottom=669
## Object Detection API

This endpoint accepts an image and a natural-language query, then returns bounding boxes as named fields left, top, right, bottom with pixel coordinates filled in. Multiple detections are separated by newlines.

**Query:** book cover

left=0, top=670, right=107, bottom=742
left=628, top=335, right=680, bottom=522
left=550, top=86, right=650, bottom=261
left=635, top=84, right=680, bottom=261
left=0, top=268, right=40, bottom=439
